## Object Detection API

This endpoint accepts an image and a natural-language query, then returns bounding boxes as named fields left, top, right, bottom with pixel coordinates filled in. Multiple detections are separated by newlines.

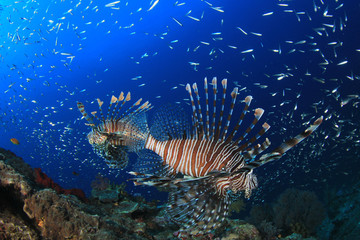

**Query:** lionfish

left=125, top=77, right=323, bottom=235
left=77, top=91, right=151, bottom=169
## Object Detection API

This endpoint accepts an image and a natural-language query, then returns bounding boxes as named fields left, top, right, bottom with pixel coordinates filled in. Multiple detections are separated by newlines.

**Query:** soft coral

left=34, top=168, right=87, bottom=202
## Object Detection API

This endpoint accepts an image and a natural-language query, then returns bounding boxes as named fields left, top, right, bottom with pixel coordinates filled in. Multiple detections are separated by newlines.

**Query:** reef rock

left=23, top=189, right=100, bottom=239
left=218, top=220, right=262, bottom=240
left=0, top=149, right=34, bottom=198
left=0, top=148, right=152, bottom=239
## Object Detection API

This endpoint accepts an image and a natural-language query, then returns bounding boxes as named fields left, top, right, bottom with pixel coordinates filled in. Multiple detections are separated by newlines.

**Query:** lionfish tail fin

left=131, top=172, right=230, bottom=235
left=249, top=116, right=323, bottom=167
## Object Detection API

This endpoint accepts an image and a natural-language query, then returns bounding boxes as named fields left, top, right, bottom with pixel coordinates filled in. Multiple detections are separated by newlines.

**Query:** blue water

left=0, top=0, right=359, bottom=205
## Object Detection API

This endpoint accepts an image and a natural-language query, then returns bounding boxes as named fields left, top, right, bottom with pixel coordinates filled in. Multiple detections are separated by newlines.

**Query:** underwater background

left=0, top=0, right=360, bottom=239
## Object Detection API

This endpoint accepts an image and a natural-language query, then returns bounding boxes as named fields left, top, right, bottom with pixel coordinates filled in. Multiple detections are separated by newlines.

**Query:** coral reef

left=229, top=198, right=246, bottom=215
left=273, top=188, right=325, bottom=237
left=317, top=179, right=360, bottom=240
left=248, top=188, right=326, bottom=239
left=34, top=167, right=87, bottom=202
left=0, top=148, right=157, bottom=239
left=91, top=173, right=110, bottom=191
left=23, top=189, right=100, bottom=239
left=217, top=220, right=262, bottom=240
left=5, top=147, right=347, bottom=240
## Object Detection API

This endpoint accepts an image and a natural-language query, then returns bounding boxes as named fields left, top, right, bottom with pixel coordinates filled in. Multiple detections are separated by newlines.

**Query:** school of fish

left=0, top=0, right=359, bottom=236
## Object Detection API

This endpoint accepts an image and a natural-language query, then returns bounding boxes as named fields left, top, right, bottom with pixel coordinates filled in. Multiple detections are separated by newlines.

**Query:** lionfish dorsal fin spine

left=114, top=92, right=128, bottom=119
left=243, top=137, right=271, bottom=161
left=126, top=92, right=131, bottom=101
left=96, top=98, right=106, bottom=123
left=130, top=99, right=149, bottom=117
left=109, top=92, right=122, bottom=120
left=118, top=97, right=142, bottom=120
left=186, top=83, right=199, bottom=138
left=118, top=92, right=124, bottom=101
left=132, top=99, right=151, bottom=118
left=204, top=77, right=210, bottom=139
left=117, top=92, right=132, bottom=119
left=211, top=77, right=217, bottom=137
left=233, top=107, right=264, bottom=146
left=90, top=111, right=102, bottom=122
left=192, top=82, right=205, bottom=139
left=135, top=98, right=142, bottom=106
left=109, top=96, right=120, bottom=120
left=225, top=95, right=252, bottom=144
left=106, top=95, right=117, bottom=120
left=77, top=102, right=95, bottom=126
left=214, top=79, right=227, bottom=140
left=221, top=87, right=238, bottom=141
left=237, top=119, right=269, bottom=153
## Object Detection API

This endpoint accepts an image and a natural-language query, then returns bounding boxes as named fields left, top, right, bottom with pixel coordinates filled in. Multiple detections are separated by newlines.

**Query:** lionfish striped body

left=77, top=92, right=151, bottom=169
left=128, top=77, right=323, bottom=236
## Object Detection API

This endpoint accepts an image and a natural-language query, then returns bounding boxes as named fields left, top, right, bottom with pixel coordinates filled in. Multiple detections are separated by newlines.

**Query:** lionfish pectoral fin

left=101, top=144, right=129, bottom=169
left=167, top=176, right=230, bottom=235
left=246, top=116, right=323, bottom=168
left=131, top=173, right=230, bottom=235
left=269, top=116, right=323, bottom=159
left=122, top=112, right=150, bottom=152
left=259, top=152, right=282, bottom=164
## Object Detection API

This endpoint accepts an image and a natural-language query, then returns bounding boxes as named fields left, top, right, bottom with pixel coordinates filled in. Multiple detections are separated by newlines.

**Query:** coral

left=0, top=148, right=158, bottom=239
left=273, top=188, right=325, bottom=237
left=317, top=179, right=360, bottom=240
left=0, top=148, right=35, bottom=198
left=23, top=189, right=100, bottom=239
left=257, top=220, right=279, bottom=240
left=219, top=220, right=261, bottom=240
left=0, top=218, right=39, bottom=240
left=115, top=200, right=139, bottom=214
left=34, top=168, right=87, bottom=202
left=280, top=233, right=317, bottom=240
left=229, top=198, right=245, bottom=215
left=90, top=179, right=127, bottom=203
left=248, top=203, right=273, bottom=226
left=91, top=173, right=110, bottom=191
left=0, top=186, right=40, bottom=240
left=92, top=188, right=120, bottom=203
left=247, top=188, right=325, bottom=239
left=0, top=148, right=34, bottom=181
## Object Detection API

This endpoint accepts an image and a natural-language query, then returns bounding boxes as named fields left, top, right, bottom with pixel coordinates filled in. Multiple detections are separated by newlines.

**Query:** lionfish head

left=87, top=129, right=107, bottom=145
left=229, top=170, right=258, bottom=198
